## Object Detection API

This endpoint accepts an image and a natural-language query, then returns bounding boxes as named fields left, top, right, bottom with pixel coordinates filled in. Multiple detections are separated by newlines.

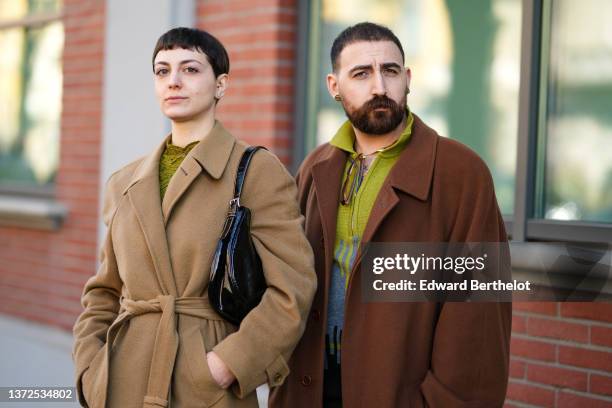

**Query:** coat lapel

left=124, top=138, right=178, bottom=296
left=162, top=121, right=236, bottom=224
left=361, top=115, right=438, bottom=244
left=161, top=158, right=202, bottom=225
left=122, top=122, right=236, bottom=297
left=311, top=148, right=346, bottom=277
left=346, top=115, right=438, bottom=292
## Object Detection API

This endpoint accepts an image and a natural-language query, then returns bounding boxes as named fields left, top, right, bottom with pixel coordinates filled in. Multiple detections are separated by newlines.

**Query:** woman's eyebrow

left=153, top=59, right=204, bottom=66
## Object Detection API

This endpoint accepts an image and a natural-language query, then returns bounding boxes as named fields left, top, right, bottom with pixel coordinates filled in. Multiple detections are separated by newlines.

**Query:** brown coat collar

left=311, top=113, right=438, bottom=258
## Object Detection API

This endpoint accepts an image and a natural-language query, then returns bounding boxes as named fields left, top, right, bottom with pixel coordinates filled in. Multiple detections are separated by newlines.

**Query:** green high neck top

left=159, top=139, right=199, bottom=199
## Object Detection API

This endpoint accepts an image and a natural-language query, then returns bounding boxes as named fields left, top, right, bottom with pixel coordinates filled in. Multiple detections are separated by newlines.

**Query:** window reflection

left=0, top=1, right=63, bottom=188
left=541, top=0, right=612, bottom=223
left=314, top=0, right=522, bottom=214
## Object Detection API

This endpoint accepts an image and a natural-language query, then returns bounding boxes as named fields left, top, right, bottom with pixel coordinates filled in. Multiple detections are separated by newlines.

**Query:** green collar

left=330, top=110, right=414, bottom=158
left=165, top=138, right=199, bottom=155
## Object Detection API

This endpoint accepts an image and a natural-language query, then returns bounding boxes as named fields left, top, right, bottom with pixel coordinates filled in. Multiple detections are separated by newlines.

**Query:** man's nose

left=371, top=71, right=387, bottom=96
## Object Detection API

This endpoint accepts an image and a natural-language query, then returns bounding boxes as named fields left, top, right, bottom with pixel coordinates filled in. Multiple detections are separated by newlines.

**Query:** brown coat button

left=274, top=373, right=283, bottom=383
left=301, top=375, right=312, bottom=386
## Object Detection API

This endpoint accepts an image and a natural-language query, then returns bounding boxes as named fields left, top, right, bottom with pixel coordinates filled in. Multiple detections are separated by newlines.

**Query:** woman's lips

left=165, top=96, right=187, bottom=103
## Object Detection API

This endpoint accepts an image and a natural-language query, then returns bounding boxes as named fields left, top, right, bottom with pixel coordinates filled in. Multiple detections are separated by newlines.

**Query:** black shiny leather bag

left=209, top=146, right=267, bottom=325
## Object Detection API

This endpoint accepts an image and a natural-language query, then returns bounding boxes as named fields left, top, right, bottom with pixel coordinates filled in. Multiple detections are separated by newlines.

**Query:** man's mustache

left=362, top=95, right=398, bottom=111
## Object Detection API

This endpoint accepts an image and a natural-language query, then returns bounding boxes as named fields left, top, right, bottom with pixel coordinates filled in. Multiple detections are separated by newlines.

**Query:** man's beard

left=342, top=94, right=406, bottom=135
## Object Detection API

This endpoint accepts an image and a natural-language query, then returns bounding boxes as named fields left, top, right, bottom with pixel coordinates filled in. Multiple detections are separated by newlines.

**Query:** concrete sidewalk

left=0, top=314, right=78, bottom=407
left=0, top=314, right=269, bottom=407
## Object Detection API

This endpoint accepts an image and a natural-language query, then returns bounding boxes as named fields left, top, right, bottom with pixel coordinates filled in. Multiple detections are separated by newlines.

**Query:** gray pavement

left=0, top=314, right=268, bottom=407
left=0, top=314, right=78, bottom=407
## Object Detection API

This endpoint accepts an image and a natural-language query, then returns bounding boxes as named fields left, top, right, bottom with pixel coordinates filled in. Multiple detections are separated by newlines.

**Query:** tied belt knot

left=105, top=295, right=223, bottom=408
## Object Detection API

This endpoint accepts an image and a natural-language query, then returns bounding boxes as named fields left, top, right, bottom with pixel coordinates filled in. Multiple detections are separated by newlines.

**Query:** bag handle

left=230, top=146, right=267, bottom=209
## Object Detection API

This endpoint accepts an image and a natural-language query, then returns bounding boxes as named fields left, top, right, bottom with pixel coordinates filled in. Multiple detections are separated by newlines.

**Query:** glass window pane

left=0, top=21, right=63, bottom=187
left=0, top=0, right=27, bottom=20
left=539, top=0, right=612, bottom=223
left=310, top=0, right=522, bottom=214
left=0, top=0, right=60, bottom=19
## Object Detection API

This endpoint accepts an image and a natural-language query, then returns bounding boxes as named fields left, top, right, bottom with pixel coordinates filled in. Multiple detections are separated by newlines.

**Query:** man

left=270, top=22, right=511, bottom=407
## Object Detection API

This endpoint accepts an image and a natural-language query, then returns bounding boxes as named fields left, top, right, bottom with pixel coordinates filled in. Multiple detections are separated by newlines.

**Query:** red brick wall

left=0, top=0, right=105, bottom=330
left=506, top=303, right=612, bottom=407
left=197, top=0, right=297, bottom=164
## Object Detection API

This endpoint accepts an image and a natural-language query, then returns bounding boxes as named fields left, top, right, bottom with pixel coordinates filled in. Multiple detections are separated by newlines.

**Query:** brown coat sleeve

left=72, top=174, right=124, bottom=406
left=415, top=145, right=512, bottom=407
left=212, top=150, right=317, bottom=397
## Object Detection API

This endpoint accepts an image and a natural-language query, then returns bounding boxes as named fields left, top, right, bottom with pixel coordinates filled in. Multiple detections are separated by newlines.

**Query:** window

left=0, top=0, right=63, bottom=193
left=537, top=0, right=612, bottom=223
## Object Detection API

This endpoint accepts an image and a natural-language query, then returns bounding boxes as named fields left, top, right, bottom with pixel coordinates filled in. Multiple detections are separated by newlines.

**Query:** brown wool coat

left=270, top=114, right=512, bottom=408
left=72, top=121, right=317, bottom=408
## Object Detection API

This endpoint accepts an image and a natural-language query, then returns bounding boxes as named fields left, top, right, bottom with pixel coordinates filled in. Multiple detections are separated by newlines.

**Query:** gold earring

left=334, top=94, right=342, bottom=101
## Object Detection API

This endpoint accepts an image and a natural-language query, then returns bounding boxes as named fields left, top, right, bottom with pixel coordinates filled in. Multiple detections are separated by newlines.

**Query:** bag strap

left=231, top=146, right=267, bottom=208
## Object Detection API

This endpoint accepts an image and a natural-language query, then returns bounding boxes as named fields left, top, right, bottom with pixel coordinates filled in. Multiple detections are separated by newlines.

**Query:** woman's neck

left=170, top=110, right=215, bottom=147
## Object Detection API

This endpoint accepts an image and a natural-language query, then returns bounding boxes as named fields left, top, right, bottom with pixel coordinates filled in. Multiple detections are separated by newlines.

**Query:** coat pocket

left=81, top=343, right=108, bottom=407
left=180, top=318, right=226, bottom=407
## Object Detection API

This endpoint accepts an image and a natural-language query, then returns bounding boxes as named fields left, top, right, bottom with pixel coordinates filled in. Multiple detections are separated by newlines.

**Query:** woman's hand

left=206, top=351, right=236, bottom=389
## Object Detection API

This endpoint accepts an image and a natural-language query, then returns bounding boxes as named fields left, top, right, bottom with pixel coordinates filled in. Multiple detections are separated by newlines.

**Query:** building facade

left=0, top=0, right=610, bottom=406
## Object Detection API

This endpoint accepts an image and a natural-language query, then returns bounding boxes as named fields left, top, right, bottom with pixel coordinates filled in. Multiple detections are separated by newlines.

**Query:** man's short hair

left=152, top=27, right=229, bottom=78
left=331, top=22, right=405, bottom=72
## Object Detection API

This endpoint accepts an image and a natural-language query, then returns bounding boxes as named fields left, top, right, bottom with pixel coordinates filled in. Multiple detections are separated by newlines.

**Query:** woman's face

left=153, top=47, right=226, bottom=122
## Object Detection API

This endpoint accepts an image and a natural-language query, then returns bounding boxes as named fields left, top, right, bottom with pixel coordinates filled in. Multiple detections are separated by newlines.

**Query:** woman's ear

left=215, top=73, right=229, bottom=99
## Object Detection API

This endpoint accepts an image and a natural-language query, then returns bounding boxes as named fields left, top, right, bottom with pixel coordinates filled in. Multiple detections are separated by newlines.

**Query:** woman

left=72, top=27, right=317, bottom=408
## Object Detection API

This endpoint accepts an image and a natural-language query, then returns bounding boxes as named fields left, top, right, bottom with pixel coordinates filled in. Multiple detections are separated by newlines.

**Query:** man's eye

left=354, top=71, right=367, bottom=78
left=384, top=68, right=399, bottom=75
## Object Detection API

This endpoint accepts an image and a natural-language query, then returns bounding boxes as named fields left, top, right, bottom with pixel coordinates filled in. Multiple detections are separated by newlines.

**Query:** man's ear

left=327, top=73, right=339, bottom=100
left=405, top=67, right=412, bottom=91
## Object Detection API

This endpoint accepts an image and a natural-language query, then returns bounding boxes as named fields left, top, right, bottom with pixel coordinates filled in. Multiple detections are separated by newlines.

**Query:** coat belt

left=104, top=294, right=224, bottom=408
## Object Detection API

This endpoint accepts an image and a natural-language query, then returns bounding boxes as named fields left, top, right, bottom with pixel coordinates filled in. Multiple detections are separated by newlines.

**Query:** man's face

left=328, top=40, right=411, bottom=135
left=153, top=48, right=227, bottom=122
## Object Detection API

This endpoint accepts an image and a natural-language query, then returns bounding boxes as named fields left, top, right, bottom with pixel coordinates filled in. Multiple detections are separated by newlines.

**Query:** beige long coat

left=72, top=121, right=317, bottom=408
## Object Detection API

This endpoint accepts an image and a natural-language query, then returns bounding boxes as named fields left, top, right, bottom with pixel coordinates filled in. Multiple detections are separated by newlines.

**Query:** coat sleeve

left=212, top=150, right=317, bottom=398
left=413, top=155, right=512, bottom=408
left=72, top=175, right=124, bottom=406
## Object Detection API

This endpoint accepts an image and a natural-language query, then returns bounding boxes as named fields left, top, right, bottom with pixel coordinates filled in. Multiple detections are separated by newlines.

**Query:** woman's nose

left=168, top=72, right=182, bottom=88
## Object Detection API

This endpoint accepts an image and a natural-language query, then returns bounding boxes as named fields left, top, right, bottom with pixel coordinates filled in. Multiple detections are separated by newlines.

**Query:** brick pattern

left=507, top=303, right=612, bottom=407
left=197, top=0, right=298, bottom=164
left=0, top=0, right=105, bottom=331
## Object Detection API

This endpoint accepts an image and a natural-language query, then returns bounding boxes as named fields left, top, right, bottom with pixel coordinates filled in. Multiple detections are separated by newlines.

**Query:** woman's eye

left=185, top=67, right=199, bottom=73
left=155, top=68, right=169, bottom=76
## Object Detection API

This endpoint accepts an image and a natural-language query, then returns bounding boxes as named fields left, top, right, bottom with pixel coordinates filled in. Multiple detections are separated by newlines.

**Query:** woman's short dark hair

left=152, top=27, right=229, bottom=78
left=331, top=22, right=404, bottom=72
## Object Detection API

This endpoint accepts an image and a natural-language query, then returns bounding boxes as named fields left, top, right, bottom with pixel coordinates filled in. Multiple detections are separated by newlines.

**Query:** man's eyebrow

left=348, top=64, right=373, bottom=74
left=347, top=62, right=403, bottom=74
left=381, top=62, right=403, bottom=70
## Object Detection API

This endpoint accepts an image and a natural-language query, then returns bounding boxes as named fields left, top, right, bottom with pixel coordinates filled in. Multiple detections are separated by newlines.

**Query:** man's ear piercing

left=334, top=94, right=342, bottom=101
